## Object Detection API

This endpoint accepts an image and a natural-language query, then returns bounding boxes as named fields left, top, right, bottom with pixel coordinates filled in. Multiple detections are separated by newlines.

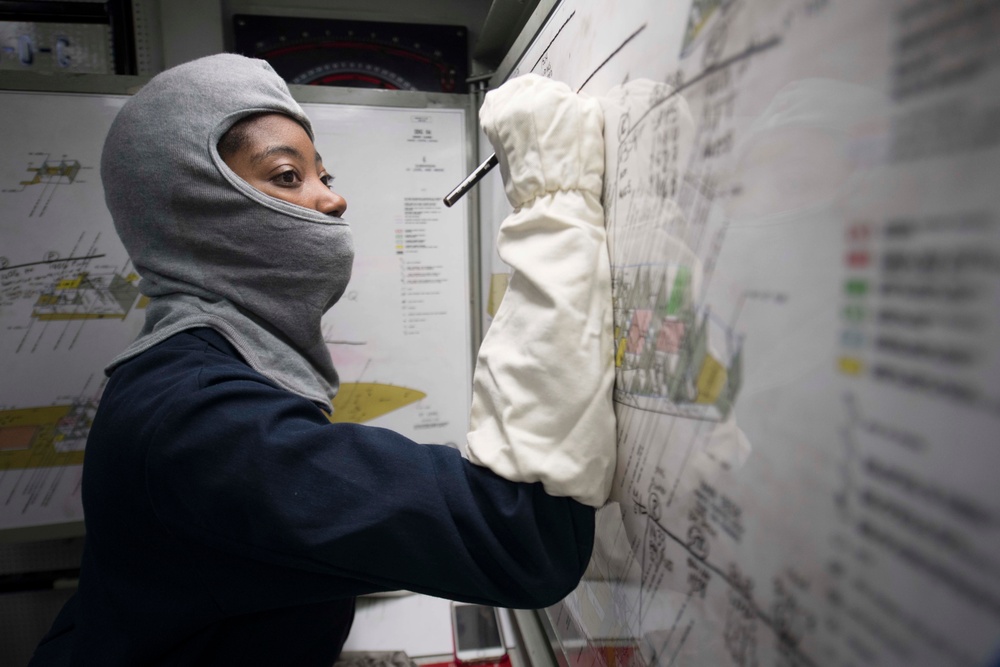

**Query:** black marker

left=442, top=153, right=499, bottom=207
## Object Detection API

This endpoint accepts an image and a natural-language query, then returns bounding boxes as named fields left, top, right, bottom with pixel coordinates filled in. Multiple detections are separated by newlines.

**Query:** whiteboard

left=483, top=1, right=1000, bottom=666
left=0, top=87, right=472, bottom=538
left=305, top=102, right=472, bottom=444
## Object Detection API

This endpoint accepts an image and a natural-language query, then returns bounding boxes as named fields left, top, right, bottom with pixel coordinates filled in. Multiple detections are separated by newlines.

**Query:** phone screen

left=454, top=604, right=503, bottom=653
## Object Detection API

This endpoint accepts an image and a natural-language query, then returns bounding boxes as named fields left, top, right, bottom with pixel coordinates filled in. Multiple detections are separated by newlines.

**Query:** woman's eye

left=273, top=170, right=300, bottom=186
left=321, top=174, right=335, bottom=189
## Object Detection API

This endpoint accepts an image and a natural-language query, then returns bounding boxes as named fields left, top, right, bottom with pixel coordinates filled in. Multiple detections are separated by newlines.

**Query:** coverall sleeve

left=143, top=361, right=594, bottom=611
left=467, top=74, right=617, bottom=507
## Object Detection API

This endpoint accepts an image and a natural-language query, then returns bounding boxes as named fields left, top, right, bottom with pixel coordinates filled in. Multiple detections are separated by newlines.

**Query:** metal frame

left=0, top=70, right=146, bottom=94
left=512, top=608, right=562, bottom=667
left=487, top=0, right=560, bottom=89
left=0, top=522, right=85, bottom=544
left=466, top=79, right=486, bottom=347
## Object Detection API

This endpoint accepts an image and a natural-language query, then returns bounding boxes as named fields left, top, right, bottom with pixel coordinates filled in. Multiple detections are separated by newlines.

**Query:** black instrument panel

left=233, top=14, right=468, bottom=93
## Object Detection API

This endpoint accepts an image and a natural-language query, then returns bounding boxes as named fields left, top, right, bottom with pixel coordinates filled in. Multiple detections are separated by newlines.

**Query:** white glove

left=466, top=74, right=617, bottom=507
left=479, top=74, right=604, bottom=208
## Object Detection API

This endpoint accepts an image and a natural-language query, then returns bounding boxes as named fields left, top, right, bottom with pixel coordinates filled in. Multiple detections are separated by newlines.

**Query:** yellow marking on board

left=487, top=273, right=511, bottom=318
left=329, top=382, right=426, bottom=424
left=695, top=354, right=727, bottom=404
left=0, top=405, right=86, bottom=469
left=838, top=357, right=864, bottom=376
left=616, top=337, right=627, bottom=368
left=56, top=277, right=82, bottom=289
left=136, top=295, right=151, bottom=309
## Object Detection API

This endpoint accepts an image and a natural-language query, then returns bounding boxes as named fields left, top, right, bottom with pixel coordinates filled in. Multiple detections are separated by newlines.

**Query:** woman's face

left=220, top=113, right=348, bottom=217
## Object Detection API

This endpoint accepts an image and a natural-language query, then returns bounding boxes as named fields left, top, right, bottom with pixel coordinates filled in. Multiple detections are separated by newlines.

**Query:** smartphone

left=451, top=602, right=507, bottom=664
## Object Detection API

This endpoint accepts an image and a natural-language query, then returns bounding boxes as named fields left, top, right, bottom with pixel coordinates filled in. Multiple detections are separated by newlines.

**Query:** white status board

left=0, top=90, right=472, bottom=535
left=483, top=1, right=1000, bottom=666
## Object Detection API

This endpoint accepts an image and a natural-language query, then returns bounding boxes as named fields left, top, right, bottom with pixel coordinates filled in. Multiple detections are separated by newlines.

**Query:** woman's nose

left=314, top=181, right=347, bottom=217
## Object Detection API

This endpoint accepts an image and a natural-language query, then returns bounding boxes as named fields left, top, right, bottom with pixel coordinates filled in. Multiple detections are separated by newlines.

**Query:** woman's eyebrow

left=251, top=145, right=305, bottom=165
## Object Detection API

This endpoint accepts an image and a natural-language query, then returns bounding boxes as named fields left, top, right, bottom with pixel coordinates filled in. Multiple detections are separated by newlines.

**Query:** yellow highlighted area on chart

left=329, top=382, right=426, bottom=424
left=838, top=356, right=864, bottom=376
left=695, top=354, right=727, bottom=404
left=0, top=405, right=87, bottom=469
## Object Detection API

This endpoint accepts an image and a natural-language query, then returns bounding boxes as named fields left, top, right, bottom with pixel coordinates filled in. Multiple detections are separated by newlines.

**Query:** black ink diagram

left=3, top=153, right=89, bottom=217
left=1, top=237, right=142, bottom=470
left=2, top=245, right=147, bottom=355
left=607, top=81, right=744, bottom=423
left=32, top=270, right=141, bottom=321
left=623, top=468, right=821, bottom=667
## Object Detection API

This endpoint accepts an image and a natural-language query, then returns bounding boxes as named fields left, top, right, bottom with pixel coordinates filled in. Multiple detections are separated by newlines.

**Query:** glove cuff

left=480, top=74, right=605, bottom=209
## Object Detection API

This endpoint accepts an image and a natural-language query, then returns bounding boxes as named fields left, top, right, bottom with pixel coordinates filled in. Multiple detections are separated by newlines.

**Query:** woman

left=30, top=54, right=614, bottom=666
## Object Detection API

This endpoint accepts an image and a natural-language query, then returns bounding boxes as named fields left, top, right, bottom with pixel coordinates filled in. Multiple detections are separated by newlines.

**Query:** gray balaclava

left=102, top=53, right=354, bottom=407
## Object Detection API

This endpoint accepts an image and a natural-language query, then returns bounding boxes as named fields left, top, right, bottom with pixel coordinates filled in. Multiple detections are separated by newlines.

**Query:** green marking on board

left=667, top=267, right=690, bottom=316
left=844, top=279, right=868, bottom=296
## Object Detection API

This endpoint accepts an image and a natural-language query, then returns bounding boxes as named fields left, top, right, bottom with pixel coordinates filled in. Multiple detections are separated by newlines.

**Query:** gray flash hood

left=102, top=53, right=354, bottom=407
